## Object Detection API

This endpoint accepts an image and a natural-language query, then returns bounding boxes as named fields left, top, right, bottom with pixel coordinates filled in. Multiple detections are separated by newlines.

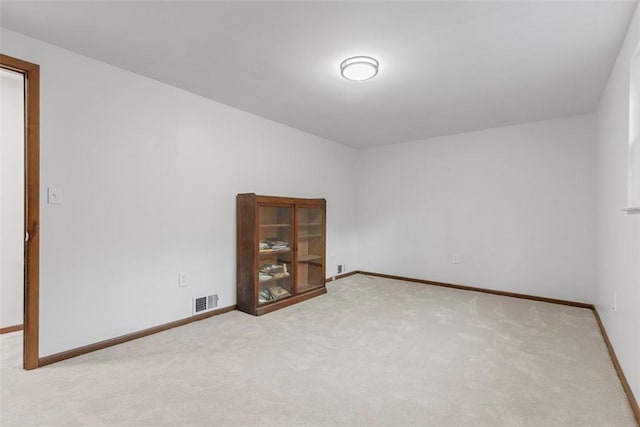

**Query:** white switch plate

left=178, top=273, right=188, bottom=288
left=452, top=254, right=461, bottom=264
left=48, top=187, right=63, bottom=205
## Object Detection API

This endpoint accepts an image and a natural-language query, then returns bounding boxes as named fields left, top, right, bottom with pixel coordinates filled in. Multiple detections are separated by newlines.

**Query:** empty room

left=1, top=1, right=639, bottom=426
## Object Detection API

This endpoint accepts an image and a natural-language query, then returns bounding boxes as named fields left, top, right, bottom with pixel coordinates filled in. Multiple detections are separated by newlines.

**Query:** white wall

left=0, top=68, right=25, bottom=328
left=0, top=28, right=357, bottom=356
left=595, top=4, right=640, bottom=401
left=356, top=115, right=596, bottom=303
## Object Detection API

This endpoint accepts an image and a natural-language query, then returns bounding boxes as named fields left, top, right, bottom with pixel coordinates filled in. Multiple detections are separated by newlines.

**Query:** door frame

left=1, top=54, right=40, bottom=370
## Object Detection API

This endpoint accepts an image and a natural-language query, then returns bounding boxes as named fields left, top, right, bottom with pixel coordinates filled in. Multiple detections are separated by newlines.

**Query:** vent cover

left=193, top=294, right=218, bottom=315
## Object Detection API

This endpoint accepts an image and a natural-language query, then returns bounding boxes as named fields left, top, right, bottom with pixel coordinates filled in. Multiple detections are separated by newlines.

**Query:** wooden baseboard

left=0, top=324, right=23, bottom=334
left=39, top=305, right=236, bottom=367
left=325, top=271, right=358, bottom=282
left=356, top=271, right=594, bottom=309
left=592, top=308, right=640, bottom=424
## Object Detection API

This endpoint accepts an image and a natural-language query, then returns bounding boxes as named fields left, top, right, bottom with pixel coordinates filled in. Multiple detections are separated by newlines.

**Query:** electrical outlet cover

left=178, top=273, right=188, bottom=287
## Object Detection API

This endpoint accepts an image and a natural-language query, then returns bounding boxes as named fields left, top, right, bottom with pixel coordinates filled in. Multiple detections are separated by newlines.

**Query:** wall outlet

left=451, top=254, right=461, bottom=264
left=178, top=272, right=188, bottom=288
left=613, top=291, right=617, bottom=312
left=337, top=264, right=343, bottom=274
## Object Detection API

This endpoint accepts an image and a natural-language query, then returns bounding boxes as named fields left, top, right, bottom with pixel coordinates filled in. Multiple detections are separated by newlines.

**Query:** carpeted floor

left=0, top=274, right=636, bottom=426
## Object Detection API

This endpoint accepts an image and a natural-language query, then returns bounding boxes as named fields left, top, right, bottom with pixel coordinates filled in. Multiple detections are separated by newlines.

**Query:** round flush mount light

left=340, top=56, right=379, bottom=81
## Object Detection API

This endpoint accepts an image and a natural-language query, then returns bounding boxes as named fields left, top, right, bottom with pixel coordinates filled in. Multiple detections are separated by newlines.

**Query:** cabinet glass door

left=258, top=206, right=293, bottom=304
left=296, top=207, right=324, bottom=293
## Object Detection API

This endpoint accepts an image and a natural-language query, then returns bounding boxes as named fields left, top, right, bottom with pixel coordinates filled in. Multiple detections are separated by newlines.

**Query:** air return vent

left=193, top=294, right=218, bottom=315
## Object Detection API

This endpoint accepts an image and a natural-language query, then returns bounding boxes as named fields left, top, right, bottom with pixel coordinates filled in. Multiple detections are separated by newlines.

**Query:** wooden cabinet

left=236, top=193, right=326, bottom=315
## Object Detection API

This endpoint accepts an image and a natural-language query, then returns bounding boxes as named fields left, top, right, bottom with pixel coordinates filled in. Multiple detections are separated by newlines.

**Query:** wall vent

left=193, top=294, right=218, bottom=315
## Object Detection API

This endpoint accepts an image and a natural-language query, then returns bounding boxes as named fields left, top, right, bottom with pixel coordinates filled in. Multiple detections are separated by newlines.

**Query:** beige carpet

left=0, top=274, right=636, bottom=426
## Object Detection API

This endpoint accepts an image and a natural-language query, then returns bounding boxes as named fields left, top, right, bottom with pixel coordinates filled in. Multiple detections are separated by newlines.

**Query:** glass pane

left=258, top=206, right=293, bottom=304
left=296, top=207, right=324, bottom=293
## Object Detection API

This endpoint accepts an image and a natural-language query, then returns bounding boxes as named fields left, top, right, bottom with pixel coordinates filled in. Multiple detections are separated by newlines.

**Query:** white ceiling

left=1, top=1, right=638, bottom=148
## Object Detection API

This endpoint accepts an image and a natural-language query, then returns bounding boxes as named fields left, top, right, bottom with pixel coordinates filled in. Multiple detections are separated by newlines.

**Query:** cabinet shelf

left=258, top=274, right=291, bottom=284
left=298, top=254, right=322, bottom=262
left=237, top=193, right=326, bottom=316
left=298, top=282, right=324, bottom=293
left=259, top=249, right=291, bottom=255
left=298, top=233, right=322, bottom=239
left=258, top=294, right=291, bottom=305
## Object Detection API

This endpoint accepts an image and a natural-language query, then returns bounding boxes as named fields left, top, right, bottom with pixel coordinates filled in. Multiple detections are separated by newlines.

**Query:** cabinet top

left=237, top=193, right=326, bottom=205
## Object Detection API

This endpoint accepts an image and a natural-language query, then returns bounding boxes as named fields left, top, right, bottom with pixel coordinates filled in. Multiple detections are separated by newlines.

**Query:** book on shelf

left=268, top=286, right=291, bottom=299
left=259, top=239, right=290, bottom=251
left=258, top=263, right=289, bottom=281
left=258, top=286, right=291, bottom=303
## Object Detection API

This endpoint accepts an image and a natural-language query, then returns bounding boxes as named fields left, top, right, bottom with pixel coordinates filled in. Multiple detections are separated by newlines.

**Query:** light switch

left=178, top=273, right=188, bottom=288
left=48, top=187, right=63, bottom=205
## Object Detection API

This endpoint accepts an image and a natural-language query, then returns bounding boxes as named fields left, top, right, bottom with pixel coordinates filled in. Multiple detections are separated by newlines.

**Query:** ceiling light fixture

left=340, top=56, right=379, bottom=81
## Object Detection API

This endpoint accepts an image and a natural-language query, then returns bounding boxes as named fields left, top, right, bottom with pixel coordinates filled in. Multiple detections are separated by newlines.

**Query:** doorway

left=0, top=54, right=39, bottom=370
left=1, top=67, right=24, bottom=333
